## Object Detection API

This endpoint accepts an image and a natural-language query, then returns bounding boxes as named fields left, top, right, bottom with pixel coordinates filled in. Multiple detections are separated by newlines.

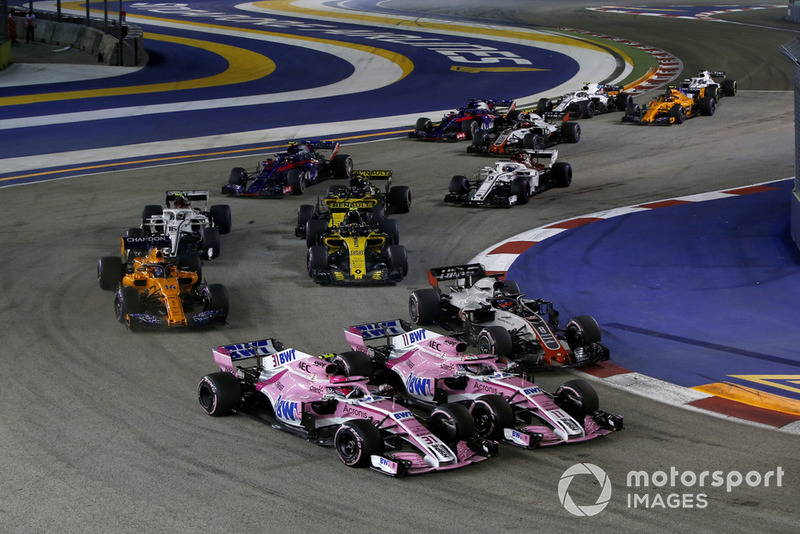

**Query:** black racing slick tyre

left=409, top=288, right=442, bottom=325
left=141, top=204, right=162, bottom=227
left=305, top=219, right=329, bottom=247
left=510, top=177, right=530, bottom=205
left=307, top=245, right=329, bottom=278
left=334, top=419, right=383, bottom=468
left=430, top=402, right=475, bottom=446
left=470, top=394, right=515, bottom=440
left=551, top=162, right=573, bottom=188
left=114, top=286, right=140, bottom=324
left=331, top=154, right=354, bottom=179
left=206, top=283, right=229, bottom=319
left=387, top=245, right=409, bottom=277
left=449, top=175, right=470, bottom=195
left=198, top=372, right=242, bottom=416
left=722, top=79, right=737, bottom=96
left=286, top=169, right=307, bottom=195
left=670, top=105, right=686, bottom=124
left=555, top=379, right=600, bottom=420
left=388, top=185, right=411, bottom=213
left=178, top=252, right=202, bottom=279
left=201, top=227, right=221, bottom=259
left=536, top=98, right=552, bottom=115
left=562, top=122, right=581, bottom=143
left=565, top=315, right=602, bottom=347
left=296, top=204, right=315, bottom=234
left=334, top=351, right=374, bottom=379
left=228, top=167, right=246, bottom=186
left=578, top=100, right=596, bottom=119
left=98, top=256, right=123, bottom=290
left=379, top=218, right=400, bottom=246
left=415, top=117, right=432, bottom=134
left=522, top=132, right=540, bottom=150
left=616, top=92, right=633, bottom=111
left=477, top=326, right=513, bottom=357
left=698, top=97, right=715, bottom=116
left=500, top=279, right=521, bottom=295
left=209, top=204, right=232, bottom=234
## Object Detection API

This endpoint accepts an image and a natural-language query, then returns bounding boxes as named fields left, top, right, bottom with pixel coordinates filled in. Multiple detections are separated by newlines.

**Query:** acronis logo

left=275, top=395, right=299, bottom=421
left=406, top=372, right=432, bottom=397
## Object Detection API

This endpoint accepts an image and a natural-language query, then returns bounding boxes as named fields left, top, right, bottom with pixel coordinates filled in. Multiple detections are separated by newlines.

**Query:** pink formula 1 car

left=344, top=320, right=622, bottom=448
left=198, top=339, right=497, bottom=477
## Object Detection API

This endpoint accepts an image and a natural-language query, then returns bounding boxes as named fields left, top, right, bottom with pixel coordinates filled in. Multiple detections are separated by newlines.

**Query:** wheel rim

left=336, top=432, right=358, bottom=463
left=198, top=383, right=215, bottom=412
left=477, top=334, right=493, bottom=354
left=471, top=404, right=493, bottom=437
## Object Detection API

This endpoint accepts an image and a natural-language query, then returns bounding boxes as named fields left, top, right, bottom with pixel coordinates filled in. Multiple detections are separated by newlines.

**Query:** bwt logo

left=275, top=395, right=299, bottom=421
left=392, top=410, right=413, bottom=420
left=403, top=329, right=427, bottom=345
left=558, top=463, right=612, bottom=517
left=275, top=349, right=297, bottom=365
left=406, top=373, right=432, bottom=397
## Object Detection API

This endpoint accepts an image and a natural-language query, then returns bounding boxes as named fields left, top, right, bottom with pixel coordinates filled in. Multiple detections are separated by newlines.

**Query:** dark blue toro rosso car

left=222, top=141, right=353, bottom=197
left=409, top=99, right=517, bottom=141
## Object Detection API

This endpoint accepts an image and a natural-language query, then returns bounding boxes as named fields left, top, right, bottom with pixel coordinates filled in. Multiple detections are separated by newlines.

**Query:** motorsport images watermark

left=558, top=463, right=785, bottom=515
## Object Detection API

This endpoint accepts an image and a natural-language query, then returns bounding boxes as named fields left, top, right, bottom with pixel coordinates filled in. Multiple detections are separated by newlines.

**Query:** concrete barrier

left=8, top=15, right=145, bottom=66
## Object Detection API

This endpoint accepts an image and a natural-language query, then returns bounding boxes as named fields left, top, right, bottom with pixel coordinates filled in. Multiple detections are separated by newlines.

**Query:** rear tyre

left=536, top=98, right=552, bottom=115
left=522, top=132, right=540, bottom=150
left=142, top=204, right=162, bottom=227
left=409, top=288, right=442, bottom=325
left=722, top=79, right=737, bottom=96
left=477, top=326, right=513, bottom=356
left=470, top=395, right=515, bottom=440
left=430, top=402, right=475, bottom=446
left=334, top=419, right=383, bottom=468
left=178, top=253, right=202, bottom=279
left=98, top=256, right=123, bottom=290
left=331, top=154, right=354, bottom=179
left=334, top=351, right=374, bottom=379
left=616, top=92, right=633, bottom=111
left=198, top=372, right=241, bottom=416
left=578, top=100, right=596, bottom=118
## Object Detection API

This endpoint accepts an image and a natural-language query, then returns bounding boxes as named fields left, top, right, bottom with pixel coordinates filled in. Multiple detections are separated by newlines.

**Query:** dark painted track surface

left=506, top=179, right=800, bottom=399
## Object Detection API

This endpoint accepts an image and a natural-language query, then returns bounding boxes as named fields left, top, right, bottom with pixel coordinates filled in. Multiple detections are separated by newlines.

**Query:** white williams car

left=537, top=82, right=633, bottom=119
left=408, top=264, right=610, bottom=370
left=445, top=150, right=572, bottom=207
left=139, top=190, right=231, bottom=260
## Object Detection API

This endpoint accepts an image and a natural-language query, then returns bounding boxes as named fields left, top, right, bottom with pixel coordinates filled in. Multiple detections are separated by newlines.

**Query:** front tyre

left=334, top=351, right=374, bottom=379
left=430, top=402, right=475, bottom=446
left=334, top=419, right=383, bottom=468
left=98, top=256, right=123, bottom=290
left=198, top=372, right=241, bottom=416
left=555, top=379, right=600, bottom=420
left=470, top=394, right=515, bottom=440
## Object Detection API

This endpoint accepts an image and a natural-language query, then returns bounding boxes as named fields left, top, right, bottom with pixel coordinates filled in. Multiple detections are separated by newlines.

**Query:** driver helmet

left=330, top=375, right=353, bottom=397
left=349, top=176, right=367, bottom=189
left=502, top=163, right=517, bottom=172
left=344, top=210, right=363, bottom=226
left=174, top=195, right=190, bottom=209
left=152, top=265, right=166, bottom=278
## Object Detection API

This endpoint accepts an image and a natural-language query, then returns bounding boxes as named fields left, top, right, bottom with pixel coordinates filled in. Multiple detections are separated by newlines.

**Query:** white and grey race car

left=536, top=82, right=633, bottom=119
left=408, top=264, right=610, bottom=370
left=445, top=149, right=572, bottom=208
left=138, top=190, right=231, bottom=260
left=678, top=70, right=737, bottom=101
